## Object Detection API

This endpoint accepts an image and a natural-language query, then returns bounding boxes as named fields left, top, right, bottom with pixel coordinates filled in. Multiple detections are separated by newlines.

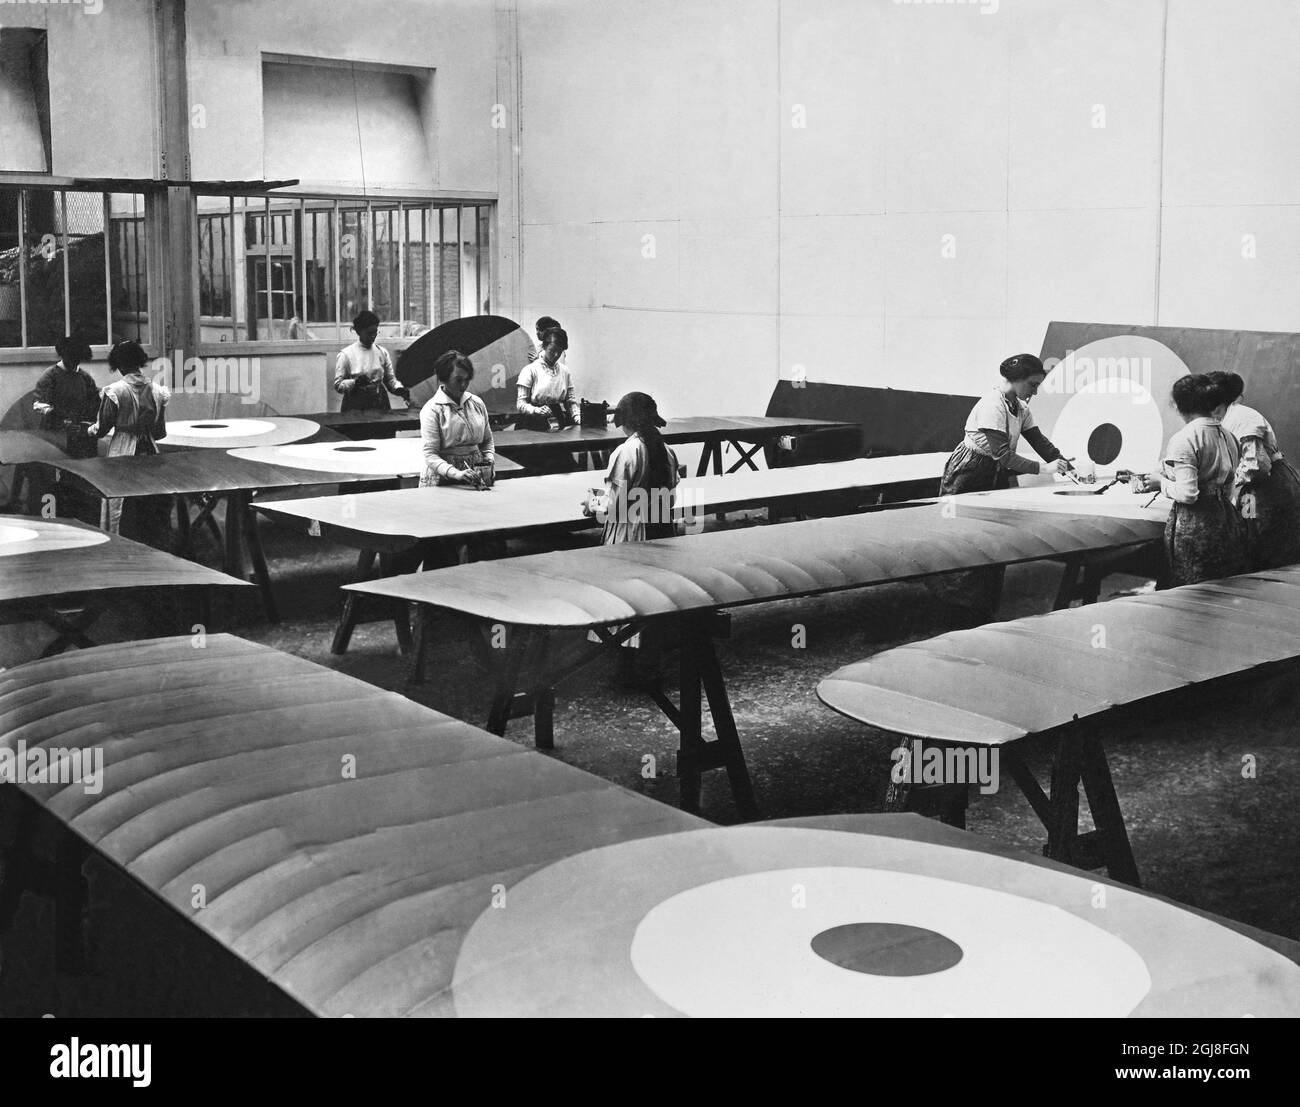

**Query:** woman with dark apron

left=90, top=340, right=169, bottom=535
left=934, top=354, right=1073, bottom=619
left=1208, top=371, right=1300, bottom=570
left=940, top=353, right=1074, bottom=496
left=1132, top=374, right=1248, bottom=587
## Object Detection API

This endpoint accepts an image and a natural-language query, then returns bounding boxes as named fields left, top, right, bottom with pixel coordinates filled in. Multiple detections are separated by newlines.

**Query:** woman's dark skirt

left=938, top=443, right=1012, bottom=498
left=340, top=381, right=389, bottom=413
left=1163, top=487, right=1249, bottom=588
left=932, top=443, right=1011, bottom=615
left=1241, top=458, right=1300, bottom=570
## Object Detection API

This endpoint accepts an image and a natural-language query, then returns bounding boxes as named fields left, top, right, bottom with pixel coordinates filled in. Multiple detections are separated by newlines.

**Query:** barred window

left=195, top=195, right=492, bottom=344
left=0, top=187, right=149, bottom=350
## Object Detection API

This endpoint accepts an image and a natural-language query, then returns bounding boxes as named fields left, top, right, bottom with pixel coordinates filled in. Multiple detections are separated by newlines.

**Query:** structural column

left=151, top=0, right=198, bottom=360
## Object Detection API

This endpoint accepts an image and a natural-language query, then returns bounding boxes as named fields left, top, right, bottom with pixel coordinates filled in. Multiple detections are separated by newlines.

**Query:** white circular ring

left=168, top=419, right=279, bottom=438
left=629, top=867, right=1151, bottom=1018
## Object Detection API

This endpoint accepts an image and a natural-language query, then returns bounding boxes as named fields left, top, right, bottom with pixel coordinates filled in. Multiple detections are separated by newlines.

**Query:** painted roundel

left=1030, top=336, right=1194, bottom=473
left=449, top=826, right=1300, bottom=1018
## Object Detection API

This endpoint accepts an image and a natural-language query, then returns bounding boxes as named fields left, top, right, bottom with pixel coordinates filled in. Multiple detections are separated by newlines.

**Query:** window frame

left=191, top=189, right=496, bottom=354
left=0, top=182, right=153, bottom=364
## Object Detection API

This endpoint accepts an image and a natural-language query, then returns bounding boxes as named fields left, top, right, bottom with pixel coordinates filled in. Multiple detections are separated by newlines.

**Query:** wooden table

left=164, top=417, right=321, bottom=450
left=303, top=412, right=857, bottom=474
left=818, top=566, right=1300, bottom=884
left=30, top=451, right=407, bottom=622
left=492, top=415, right=858, bottom=476
left=1, top=429, right=108, bottom=466
left=0, top=429, right=108, bottom=511
left=301, top=409, right=422, bottom=439
left=0, top=517, right=249, bottom=658
left=256, top=455, right=950, bottom=653
left=347, top=504, right=1163, bottom=816
left=3, top=635, right=1295, bottom=1016
left=229, top=437, right=523, bottom=479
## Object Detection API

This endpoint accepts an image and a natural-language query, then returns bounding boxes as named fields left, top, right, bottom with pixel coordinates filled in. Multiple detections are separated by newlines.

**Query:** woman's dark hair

left=1170, top=373, right=1223, bottom=417
left=108, top=340, right=150, bottom=373
left=56, top=335, right=93, bottom=363
left=615, top=392, right=672, bottom=489
left=999, top=353, right=1045, bottom=382
left=1206, top=371, right=1245, bottom=404
left=434, top=350, right=475, bottom=383
left=540, top=326, right=568, bottom=352
left=352, top=309, right=381, bottom=331
left=536, top=316, right=560, bottom=334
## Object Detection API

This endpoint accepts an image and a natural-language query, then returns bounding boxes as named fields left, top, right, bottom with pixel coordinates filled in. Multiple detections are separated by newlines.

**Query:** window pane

left=108, top=193, right=149, bottom=344
left=402, top=205, right=430, bottom=335
left=197, top=195, right=232, bottom=334
left=477, top=205, right=491, bottom=316
left=302, top=202, right=335, bottom=336
left=63, top=191, right=108, bottom=345
left=21, top=189, right=62, bottom=347
left=371, top=204, right=400, bottom=337
left=0, top=191, right=21, bottom=347
left=240, top=198, right=299, bottom=340
left=434, top=206, right=460, bottom=326
left=339, top=204, right=369, bottom=327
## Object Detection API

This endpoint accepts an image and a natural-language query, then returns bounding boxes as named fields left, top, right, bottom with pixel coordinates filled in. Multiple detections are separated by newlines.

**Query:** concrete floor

left=2, top=505, right=1298, bottom=1013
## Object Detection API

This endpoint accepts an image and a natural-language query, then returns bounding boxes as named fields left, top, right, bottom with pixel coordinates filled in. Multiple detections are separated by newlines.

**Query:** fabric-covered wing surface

left=0, top=636, right=703, bottom=1017
left=346, top=504, right=1163, bottom=627
left=0, top=518, right=249, bottom=603
left=818, top=568, right=1300, bottom=745
left=256, top=455, right=951, bottom=544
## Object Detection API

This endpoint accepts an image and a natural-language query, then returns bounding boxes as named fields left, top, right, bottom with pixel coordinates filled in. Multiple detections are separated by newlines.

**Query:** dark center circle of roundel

left=1087, top=423, right=1123, bottom=466
left=810, top=922, right=964, bottom=977
left=334, top=445, right=377, bottom=453
left=191, top=423, right=229, bottom=430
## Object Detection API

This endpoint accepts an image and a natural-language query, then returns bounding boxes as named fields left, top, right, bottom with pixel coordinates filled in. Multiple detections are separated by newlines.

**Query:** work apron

left=101, top=385, right=161, bottom=534
left=1240, top=456, right=1300, bottom=571
left=1163, top=486, right=1248, bottom=588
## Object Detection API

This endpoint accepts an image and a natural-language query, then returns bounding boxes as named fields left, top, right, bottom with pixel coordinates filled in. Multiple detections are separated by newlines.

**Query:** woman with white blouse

left=516, top=327, right=578, bottom=430
left=939, top=353, right=1074, bottom=496
left=934, top=353, right=1072, bottom=621
left=589, top=391, right=681, bottom=544
left=419, top=351, right=496, bottom=488
left=1131, top=374, right=1248, bottom=587
left=1207, top=371, right=1300, bottom=570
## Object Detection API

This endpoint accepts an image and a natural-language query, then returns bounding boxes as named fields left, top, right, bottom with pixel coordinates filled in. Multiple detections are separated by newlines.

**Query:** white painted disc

left=629, top=867, right=1150, bottom=1018
left=0, top=522, right=109, bottom=555
left=169, top=419, right=279, bottom=438
left=257, top=439, right=424, bottom=475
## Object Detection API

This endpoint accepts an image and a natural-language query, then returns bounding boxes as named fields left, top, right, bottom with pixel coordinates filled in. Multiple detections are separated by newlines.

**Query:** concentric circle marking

left=450, top=826, right=1299, bottom=1017
left=628, top=868, right=1149, bottom=1017
left=169, top=418, right=278, bottom=439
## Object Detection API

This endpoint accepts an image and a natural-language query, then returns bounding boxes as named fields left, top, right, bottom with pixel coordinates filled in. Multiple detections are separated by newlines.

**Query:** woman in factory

left=940, top=353, right=1075, bottom=496
left=1131, top=374, right=1248, bottom=587
left=1207, top=370, right=1300, bottom=570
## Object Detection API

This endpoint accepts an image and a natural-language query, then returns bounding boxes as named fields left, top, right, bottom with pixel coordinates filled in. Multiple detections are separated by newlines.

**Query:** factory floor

left=1, top=505, right=1298, bottom=1014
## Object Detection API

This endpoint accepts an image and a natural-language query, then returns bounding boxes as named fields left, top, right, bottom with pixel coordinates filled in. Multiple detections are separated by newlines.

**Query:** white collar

left=435, top=386, right=472, bottom=407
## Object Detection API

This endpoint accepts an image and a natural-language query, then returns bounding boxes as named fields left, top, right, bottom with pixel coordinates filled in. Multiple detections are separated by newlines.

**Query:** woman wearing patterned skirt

left=939, top=353, right=1074, bottom=496
left=1208, top=371, right=1300, bottom=570
left=934, top=354, right=1073, bottom=618
left=1132, top=375, right=1248, bottom=588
